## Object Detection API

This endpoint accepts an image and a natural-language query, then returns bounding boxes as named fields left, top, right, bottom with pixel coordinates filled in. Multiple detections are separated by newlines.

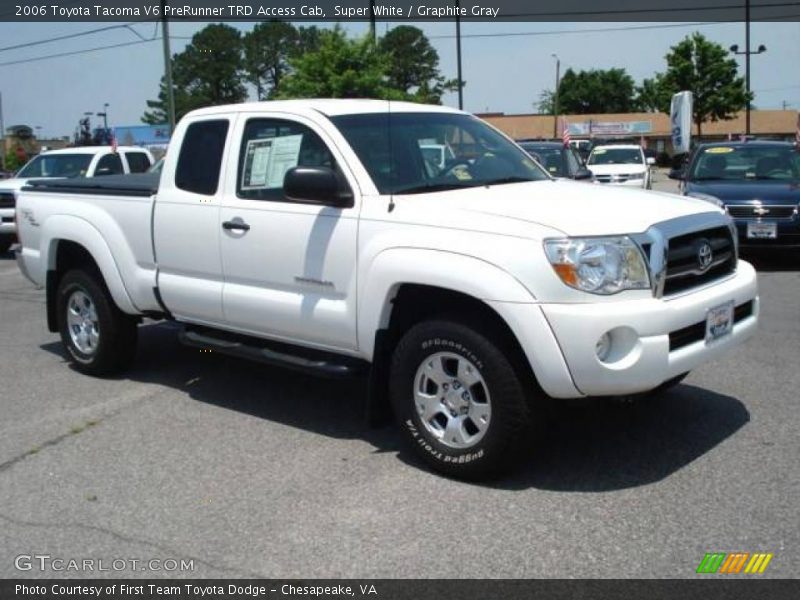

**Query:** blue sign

left=114, top=125, right=171, bottom=146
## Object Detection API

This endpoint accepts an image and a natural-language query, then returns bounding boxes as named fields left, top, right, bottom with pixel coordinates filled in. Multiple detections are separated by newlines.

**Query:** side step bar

left=178, top=326, right=368, bottom=379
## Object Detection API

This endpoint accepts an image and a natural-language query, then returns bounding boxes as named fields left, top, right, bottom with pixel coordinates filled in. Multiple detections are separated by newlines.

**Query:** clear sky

left=0, top=19, right=797, bottom=139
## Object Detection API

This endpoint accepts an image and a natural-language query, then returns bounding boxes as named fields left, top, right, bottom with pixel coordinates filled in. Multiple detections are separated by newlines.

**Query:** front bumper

left=533, top=260, right=758, bottom=397
left=594, top=176, right=647, bottom=188
left=733, top=218, right=800, bottom=248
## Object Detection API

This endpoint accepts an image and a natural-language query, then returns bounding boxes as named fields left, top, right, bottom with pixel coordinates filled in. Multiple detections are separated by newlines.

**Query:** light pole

left=552, top=53, right=561, bottom=139
left=730, top=0, right=766, bottom=135
left=161, top=0, right=176, bottom=134
left=96, top=103, right=109, bottom=130
left=455, top=0, right=463, bottom=110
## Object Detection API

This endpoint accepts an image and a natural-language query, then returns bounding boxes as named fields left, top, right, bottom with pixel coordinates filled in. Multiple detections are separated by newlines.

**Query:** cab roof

left=186, top=99, right=464, bottom=118
left=40, top=146, right=146, bottom=155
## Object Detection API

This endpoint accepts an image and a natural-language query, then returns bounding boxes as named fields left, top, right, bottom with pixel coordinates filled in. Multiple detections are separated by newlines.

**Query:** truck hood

left=398, top=180, right=720, bottom=237
left=686, top=180, right=800, bottom=205
left=587, top=164, right=647, bottom=175
left=0, top=178, right=33, bottom=193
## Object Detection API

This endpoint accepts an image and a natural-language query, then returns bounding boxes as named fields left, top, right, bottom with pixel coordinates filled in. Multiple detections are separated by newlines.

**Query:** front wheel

left=389, top=320, right=540, bottom=480
left=56, top=269, right=138, bottom=376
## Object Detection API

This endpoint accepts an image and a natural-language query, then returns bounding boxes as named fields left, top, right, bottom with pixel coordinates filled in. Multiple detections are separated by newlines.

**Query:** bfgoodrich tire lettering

left=390, top=320, right=536, bottom=480
left=56, top=269, right=138, bottom=376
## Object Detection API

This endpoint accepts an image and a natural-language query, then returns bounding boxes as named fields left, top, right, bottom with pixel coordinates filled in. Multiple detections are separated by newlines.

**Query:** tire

left=389, top=319, right=540, bottom=480
left=56, top=269, right=138, bottom=376
left=0, top=239, right=12, bottom=254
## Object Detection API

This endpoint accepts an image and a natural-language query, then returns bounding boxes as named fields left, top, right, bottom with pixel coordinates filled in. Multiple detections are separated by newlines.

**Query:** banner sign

left=670, top=91, right=693, bottom=154
left=113, top=125, right=171, bottom=147
left=567, top=121, right=652, bottom=136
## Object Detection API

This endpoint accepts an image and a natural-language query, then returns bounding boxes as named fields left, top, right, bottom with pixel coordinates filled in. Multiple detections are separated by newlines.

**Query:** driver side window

left=237, top=118, right=339, bottom=202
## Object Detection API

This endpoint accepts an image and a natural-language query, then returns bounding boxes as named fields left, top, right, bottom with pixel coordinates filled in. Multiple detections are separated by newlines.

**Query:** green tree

left=538, top=68, right=638, bottom=115
left=635, top=74, right=671, bottom=113
left=143, top=24, right=246, bottom=124
left=274, top=28, right=402, bottom=100
left=379, top=25, right=458, bottom=104
left=536, top=89, right=555, bottom=114
left=243, top=21, right=297, bottom=101
left=637, top=33, right=751, bottom=135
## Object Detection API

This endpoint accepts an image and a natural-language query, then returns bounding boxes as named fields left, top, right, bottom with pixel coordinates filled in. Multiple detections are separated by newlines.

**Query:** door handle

left=222, top=220, right=250, bottom=232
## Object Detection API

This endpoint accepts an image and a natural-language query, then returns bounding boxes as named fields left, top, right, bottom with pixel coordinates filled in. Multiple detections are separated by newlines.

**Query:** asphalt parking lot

left=0, top=174, right=798, bottom=579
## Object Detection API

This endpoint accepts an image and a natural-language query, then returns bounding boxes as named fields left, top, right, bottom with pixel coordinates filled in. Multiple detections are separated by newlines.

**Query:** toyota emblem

left=697, top=241, right=713, bottom=270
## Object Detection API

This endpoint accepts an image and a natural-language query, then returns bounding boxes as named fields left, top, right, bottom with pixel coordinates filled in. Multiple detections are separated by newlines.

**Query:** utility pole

left=369, top=0, right=376, bottom=43
left=455, top=0, right=463, bottom=110
left=161, top=0, right=176, bottom=134
left=730, top=0, right=766, bottom=135
left=552, top=54, right=561, bottom=138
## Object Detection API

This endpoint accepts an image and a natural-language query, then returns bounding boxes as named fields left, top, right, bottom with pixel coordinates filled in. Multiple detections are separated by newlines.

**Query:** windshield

left=330, top=112, right=548, bottom=195
left=17, top=154, right=93, bottom=178
left=689, top=145, right=800, bottom=181
left=520, top=145, right=566, bottom=177
left=588, top=148, right=643, bottom=165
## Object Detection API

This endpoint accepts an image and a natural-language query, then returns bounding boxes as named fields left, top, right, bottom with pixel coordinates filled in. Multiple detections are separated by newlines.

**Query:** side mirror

left=668, top=168, right=685, bottom=180
left=574, top=168, right=594, bottom=181
left=284, top=166, right=354, bottom=207
left=646, top=157, right=656, bottom=166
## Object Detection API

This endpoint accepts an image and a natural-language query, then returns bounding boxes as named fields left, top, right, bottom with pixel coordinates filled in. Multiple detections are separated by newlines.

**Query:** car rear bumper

left=531, top=260, right=758, bottom=397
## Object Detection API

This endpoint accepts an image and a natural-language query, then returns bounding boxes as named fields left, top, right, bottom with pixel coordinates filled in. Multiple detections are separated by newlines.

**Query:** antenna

left=387, top=98, right=395, bottom=212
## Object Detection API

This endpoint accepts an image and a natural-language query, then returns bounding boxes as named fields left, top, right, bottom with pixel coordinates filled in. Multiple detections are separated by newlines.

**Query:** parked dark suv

left=518, top=141, right=594, bottom=181
left=670, top=141, right=800, bottom=247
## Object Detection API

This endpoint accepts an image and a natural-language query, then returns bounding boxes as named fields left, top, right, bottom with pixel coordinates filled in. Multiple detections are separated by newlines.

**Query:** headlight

left=544, top=236, right=650, bottom=295
left=627, top=172, right=644, bottom=180
left=687, top=192, right=725, bottom=211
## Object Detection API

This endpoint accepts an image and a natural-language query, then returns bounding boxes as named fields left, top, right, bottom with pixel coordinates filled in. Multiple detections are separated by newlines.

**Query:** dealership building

left=479, top=110, right=799, bottom=155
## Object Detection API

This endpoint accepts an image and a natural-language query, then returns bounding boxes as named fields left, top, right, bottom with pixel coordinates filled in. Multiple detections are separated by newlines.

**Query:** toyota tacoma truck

left=14, top=100, right=758, bottom=479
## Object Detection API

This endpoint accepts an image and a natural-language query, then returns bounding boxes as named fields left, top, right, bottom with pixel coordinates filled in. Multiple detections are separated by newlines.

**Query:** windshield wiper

left=393, top=182, right=476, bottom=195
left=481, top=176, right=536, bottom=186
left=691, top=176, right=726, bottom=181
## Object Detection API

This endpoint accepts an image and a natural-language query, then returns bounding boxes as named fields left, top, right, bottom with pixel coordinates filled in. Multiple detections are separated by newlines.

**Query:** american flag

left=561, top=117, right=570, bottom=147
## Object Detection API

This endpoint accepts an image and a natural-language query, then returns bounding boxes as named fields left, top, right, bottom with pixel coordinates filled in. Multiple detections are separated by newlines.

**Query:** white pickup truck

left=14, top=100, right=758, bottom=479
left=0, top=145, right=154, bottom=253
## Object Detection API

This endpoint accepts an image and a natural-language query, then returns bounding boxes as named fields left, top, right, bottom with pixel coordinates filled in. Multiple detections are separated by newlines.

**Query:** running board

left=179, top=327, right=368, bottom=378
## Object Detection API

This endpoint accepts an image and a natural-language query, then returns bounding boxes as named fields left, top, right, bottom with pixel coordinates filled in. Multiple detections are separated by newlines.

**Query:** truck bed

left=23, top=173, right=159, bottom=197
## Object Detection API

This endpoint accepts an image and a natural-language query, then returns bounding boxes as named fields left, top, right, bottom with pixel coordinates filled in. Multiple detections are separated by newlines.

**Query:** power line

left=430, top=20, right=758, bottom=39
left=0, top=24, right=132, bottom=53
left=0, top=37, right=158, bottom=67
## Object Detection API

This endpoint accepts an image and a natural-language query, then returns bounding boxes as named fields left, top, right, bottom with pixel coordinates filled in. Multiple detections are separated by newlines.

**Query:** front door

left=219, top=114, right=359, bottom=352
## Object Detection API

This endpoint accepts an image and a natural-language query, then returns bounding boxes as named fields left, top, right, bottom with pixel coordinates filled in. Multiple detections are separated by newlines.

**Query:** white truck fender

left=357, top=248, right=535, bottom=359
left=41, top=215, right=139, bottom=315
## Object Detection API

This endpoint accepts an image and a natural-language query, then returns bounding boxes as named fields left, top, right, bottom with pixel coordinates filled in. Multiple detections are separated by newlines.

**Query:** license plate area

left=747, top=221, right=777, bottom=239
left=706, top=300, right=735, bottom=343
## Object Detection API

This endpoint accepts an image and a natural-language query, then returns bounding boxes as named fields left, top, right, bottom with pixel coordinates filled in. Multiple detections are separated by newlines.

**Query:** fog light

left=596, top=332, right=611, bottom=362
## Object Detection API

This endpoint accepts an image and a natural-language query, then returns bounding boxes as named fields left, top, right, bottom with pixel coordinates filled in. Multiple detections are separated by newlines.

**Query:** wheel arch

left=361, top=251, right=543, bottom=426
left=44, top=228, right=138, bottom=332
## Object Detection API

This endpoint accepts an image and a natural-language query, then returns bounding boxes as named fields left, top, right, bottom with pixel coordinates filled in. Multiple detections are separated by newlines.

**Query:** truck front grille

left=726, top=205, right=796, bottom=219
left=0, top=192, right=14, bottom=209
left=662, top=226, right=736, bottom=296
